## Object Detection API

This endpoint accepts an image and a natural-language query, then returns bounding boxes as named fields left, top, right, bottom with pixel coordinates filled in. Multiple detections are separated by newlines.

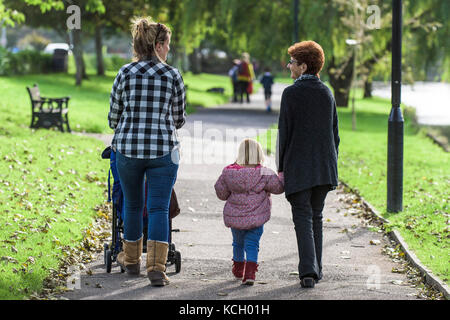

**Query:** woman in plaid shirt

left=108, top=17, right=186, bottom=286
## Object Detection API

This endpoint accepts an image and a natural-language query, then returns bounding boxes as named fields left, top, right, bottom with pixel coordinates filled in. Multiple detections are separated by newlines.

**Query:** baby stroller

left=101, top=146, right=181, bottom=274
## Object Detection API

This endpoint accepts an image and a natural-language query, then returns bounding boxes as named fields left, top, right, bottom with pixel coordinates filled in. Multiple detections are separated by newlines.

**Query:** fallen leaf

left=1, top=256, right=18, bottom=264
left=26, top=256, right=35, bottom=264
left=391, top=267, right=407, bottom=274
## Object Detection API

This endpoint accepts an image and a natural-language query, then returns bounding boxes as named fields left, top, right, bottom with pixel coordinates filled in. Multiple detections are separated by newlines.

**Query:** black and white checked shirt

left=108, top=59, right=186, bottom=159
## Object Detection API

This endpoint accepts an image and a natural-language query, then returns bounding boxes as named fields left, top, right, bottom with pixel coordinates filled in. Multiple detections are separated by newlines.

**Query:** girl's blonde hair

left=131, top=16, right=171, bottom=63
left=236, top=138, right=265, bottom=166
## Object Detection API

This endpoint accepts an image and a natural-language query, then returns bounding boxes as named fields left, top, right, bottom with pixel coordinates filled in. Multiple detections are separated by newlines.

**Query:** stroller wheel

left=105, top=249, right=112, bottom=273
left=175, top=250, right=181, bottom=273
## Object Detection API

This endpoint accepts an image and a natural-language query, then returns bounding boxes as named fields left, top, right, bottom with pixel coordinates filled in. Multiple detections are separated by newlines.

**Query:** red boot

left=232, top=259, right=245, bottom=279
left=242, top=261, right=258, bottom=285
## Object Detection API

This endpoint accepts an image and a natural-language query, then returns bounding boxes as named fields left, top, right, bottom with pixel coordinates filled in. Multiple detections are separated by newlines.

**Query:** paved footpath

left=64, top=83, right=424, bottom=300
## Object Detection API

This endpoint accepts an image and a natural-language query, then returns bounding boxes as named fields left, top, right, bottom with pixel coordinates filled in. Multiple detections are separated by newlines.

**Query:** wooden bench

left=27, top=84, right=71, bottom=132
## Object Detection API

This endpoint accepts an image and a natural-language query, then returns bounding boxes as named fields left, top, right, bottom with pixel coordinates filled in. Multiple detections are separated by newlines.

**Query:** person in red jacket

left=236, top=52, right=255, bottom=103
left=214, top=138, right=284, bottom=285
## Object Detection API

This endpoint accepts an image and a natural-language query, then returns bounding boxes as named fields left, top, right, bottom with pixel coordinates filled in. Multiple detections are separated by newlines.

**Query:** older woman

left=277, top=41, right=339, bottom=288
left=108, top=17, right=186, bottom=286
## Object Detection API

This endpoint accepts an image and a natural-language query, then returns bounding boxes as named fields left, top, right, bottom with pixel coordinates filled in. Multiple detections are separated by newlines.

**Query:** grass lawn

left=258, top=92, right=449, bottom=285
left=0, top=127, right=108, bottom=299
left=0, top=70, right=236, bottom=135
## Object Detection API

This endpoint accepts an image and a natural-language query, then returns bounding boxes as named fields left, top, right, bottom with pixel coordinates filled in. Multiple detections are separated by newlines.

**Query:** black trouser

left=237, top=80, right=250, bottom=103
left=287, top=185, right=330, bottom=280
left=231, top=80, right=238, bottom=102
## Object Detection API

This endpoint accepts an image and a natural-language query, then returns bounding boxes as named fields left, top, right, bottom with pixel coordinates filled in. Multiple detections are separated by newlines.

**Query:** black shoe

left=300, top=277, right=315, bottom=288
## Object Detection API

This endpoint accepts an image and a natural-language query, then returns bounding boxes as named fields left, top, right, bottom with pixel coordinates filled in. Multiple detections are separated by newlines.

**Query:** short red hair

left=288, top=40, right=325, bottom=76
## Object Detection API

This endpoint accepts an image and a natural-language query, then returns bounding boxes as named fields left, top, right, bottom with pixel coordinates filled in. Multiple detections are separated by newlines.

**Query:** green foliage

left=403, top=0, right=449, bottom=81
left=82, top=53, right=130, bottom=73
left=0, top=0, right=25, bottom=26
left=23, top=0, right=64, bottom=12
left=0, top=48, right=52, bottom=75
left=17, top=31, right=51, bottom=51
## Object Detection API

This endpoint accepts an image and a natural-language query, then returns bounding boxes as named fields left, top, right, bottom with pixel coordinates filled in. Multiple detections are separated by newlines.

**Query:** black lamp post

left=293, top=0, right=299, bottom=43
left=387, top=0, right=404, bottom=212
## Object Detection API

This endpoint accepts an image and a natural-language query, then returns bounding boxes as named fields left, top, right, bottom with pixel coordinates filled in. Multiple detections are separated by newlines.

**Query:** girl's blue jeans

left=116, top=150, right=179, bottom=242
left=231, top=225, right=264, bottom=263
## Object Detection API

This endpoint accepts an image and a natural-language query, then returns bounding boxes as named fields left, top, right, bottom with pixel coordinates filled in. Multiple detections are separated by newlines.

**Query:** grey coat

left=277, top=76, right=340, bottom=197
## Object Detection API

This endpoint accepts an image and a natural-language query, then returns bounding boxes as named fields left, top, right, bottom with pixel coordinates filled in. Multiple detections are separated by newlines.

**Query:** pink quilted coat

left=214, top=163, right=284, bottom=230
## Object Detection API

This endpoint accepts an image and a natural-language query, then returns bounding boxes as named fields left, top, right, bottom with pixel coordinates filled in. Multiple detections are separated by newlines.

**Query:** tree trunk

left=327, top=54, right=354, bottom=107
left=95, top=25, right=105, bottom=76
left=363, top=78, right=373, bottom=98
left=81, top=54, right=89, bottom=79
left=170, top=44, right=184, bottom=71
left=72, top=29, right=83, bottom=86
left=189, top=48, right=202, bottom=74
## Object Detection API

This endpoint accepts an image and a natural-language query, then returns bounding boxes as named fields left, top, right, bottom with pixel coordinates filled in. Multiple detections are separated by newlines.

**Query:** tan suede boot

left=146, top=240, right=170, bottom=286
left=117, top=237, right=143, bottom=275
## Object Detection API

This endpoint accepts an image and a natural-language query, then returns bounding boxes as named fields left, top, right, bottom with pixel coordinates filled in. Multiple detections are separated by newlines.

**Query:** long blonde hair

left=236, top=138, right=264, bottom=166
left=131, top=16, right=171, bottom=63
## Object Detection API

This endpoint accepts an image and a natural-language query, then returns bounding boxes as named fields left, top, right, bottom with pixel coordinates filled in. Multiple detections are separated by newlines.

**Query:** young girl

left=214, top=138, right=284, bottom=285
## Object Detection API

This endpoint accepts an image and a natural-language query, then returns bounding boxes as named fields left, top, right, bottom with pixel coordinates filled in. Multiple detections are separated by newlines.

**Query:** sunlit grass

left=0, top=128, right=107, bottom=299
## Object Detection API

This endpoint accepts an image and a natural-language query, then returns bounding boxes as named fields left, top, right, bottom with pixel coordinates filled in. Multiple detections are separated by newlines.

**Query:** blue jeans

left=116, top=150, right=179, bottom=242
left=231, top=225, right=264, bottom=263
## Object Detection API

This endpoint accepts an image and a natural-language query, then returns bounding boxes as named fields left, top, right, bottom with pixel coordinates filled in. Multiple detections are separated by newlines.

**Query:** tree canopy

left=1, top=0, right=448, bottom=90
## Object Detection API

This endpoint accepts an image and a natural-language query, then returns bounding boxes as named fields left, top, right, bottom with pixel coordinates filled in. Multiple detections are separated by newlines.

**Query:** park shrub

left=83, top=53, right=129, bottom=73
left=104, top=55, right=129, bottom=71
left=0, top=47, right=52, bottom=76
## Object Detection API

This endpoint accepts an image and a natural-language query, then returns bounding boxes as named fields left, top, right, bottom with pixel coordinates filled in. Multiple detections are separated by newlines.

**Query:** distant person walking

left=237, top=52, right=255, bottom=103
left=228, top=59, right=240, bottom=103
left=108, top=17, right=186, bottom=286
left=277, top=40, right=339, bottom=288
left=214, top=138, right=284, bottom=285
left=260, top=67, right=275, bottom=112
